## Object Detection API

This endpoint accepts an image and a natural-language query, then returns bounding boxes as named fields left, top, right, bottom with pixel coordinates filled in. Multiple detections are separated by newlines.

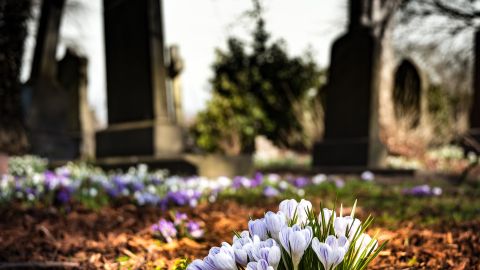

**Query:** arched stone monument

left=393, top=59, right=422, bottom=128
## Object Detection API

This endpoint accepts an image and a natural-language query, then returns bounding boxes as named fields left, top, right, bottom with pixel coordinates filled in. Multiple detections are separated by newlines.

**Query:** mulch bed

left=0, top=201, right=479, bottom=269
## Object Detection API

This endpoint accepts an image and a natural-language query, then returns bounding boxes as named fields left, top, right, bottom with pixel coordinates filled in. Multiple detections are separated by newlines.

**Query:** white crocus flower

left=246, top=259, right=275, bottom=270
left=354, top=233, right=378, bottom=263
left=312, top=174, right=327, bottom=185
left=297, top=199, right=312, bottom=224
left=334, top=216, right=361, bottom=240
left=312, top=235, right=349, bottom=270
left=264, top=211, right=286, bottom=241
left=318, top=208, right=336, bottom=229
left=209, top=243, right=237, bottom=270
left=279, top=199, right=313, bottom=225
left=186, top=259, right=205, bottom=270
left=247, top=237, right=281, bottom=270
left=233, top=231, right=253, bottom=266
left=249, top=219, right=269, bottom=240
left=279, top=199, right=298, bottom=221
left=279, top=225, right=313, bottom=270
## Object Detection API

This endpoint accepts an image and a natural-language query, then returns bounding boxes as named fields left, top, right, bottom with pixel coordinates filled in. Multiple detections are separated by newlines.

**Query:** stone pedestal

left=313, top=27, right=385, bottom=168
left=97, top=0, right=183, bottom=158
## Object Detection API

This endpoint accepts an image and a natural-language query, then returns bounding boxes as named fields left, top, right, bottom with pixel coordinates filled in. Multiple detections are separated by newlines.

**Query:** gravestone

left=470, top=30, right=480, bottom=146
left=57, top=48, right=95, bottom=158
left=96, top=0, right=183, bottom=158
left=393, top=59, right=422, bottom=128
left=25, top=0, right=79, bottom=160
left=313, top=0, right=386, bottom=167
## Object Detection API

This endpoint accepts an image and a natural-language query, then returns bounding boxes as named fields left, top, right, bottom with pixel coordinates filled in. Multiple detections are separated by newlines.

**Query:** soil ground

left=0, top=201, right=479, bottom=270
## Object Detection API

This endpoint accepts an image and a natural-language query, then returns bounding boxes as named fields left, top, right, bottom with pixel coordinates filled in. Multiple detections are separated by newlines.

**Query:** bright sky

left=21, top=0, right=347, bottom=126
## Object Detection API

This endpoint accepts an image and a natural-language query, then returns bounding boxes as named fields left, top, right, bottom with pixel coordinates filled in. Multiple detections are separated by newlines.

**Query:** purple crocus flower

left=263, top=186, right=279, bottom=198
left=159, top=198, right=169, bottom=211
left=232, top=176, right=244, bottom=189
left=43, top=171, right=57, bottom=190
left=175, top=212, right=188, bottom=225
left=105, top=186, right=120, bottom=198
left=152, top=219, right=177, bottom=243
left=112, top=176, right=126, bottom=190
left=233, top=176, right=252, bottom=188
left=293, top=177, right=309, bottom=188
left=151, top=177, right=162, bottom=185
left=167, top=191, right=188, bottom=205
left=250, top=172, right=263, bottom=188
left=361, top=171, right=375, bottom=182
left=333, top=177, right=345, bottom=189
left=187, top=220, right=204, bottom=239
left=25, top=187, right=35, bottom=195
left=135, top=192, right=161, bottom=206
left=403, top=185, right=442, bottom=197
left=56, top=188, right=71, bottom=204
left=152, top=218, right=177, bottom=243
left=131, top=182, right=144, bottom=192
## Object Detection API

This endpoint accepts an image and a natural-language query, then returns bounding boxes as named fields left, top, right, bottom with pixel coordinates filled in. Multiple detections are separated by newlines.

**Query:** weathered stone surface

left=313, top=0, right=386, bottom=168
left=313, top=27, right=384, bottom=167
left=97, top=0, right=184, bottom=158
left=58, top=49, right=95, bottom=158
left=25, top=0, right=80, bottom=160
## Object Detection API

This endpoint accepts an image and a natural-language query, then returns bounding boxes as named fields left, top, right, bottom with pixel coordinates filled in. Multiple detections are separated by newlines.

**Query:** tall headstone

left=96, top=0, right=183, bottom=158
left=469, top=30, right=480, bottom=146
left=25, top=0, right=78, bottom=160
left=313, top=0, right=386, bottom=167
left=57, top=48, right=95, bottom=159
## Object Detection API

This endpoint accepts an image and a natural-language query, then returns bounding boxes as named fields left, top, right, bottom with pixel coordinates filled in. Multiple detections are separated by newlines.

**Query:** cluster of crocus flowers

left=151, top=211, right=204, bottom=243
left=187, top=199, right=385, bottom=270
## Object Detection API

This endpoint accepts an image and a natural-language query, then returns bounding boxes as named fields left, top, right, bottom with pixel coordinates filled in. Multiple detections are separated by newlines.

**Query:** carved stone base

left=312, top=138, right=385, bottom=168
left=96, top=121, right=184, bottom=158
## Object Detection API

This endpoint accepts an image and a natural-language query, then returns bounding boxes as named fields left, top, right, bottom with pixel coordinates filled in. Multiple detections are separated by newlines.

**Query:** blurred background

left=1, top=0, right=480, bottom=268
left=2, top=0, right=480, bottom=177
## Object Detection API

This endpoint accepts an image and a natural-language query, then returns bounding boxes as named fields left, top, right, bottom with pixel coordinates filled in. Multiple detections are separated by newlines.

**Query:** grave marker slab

left=313, top=0, right=386, bottom=168
left=96, top=0, right=183, bottom=158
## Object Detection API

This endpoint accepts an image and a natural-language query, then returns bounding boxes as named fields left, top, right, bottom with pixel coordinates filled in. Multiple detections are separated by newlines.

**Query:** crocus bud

left=249, top=219, right=268, bottom=240
left=318, top=208, right=336, bottom=229
left=334, top=216, right=361, bottom=240
left=264, top=211, right=286, bottom=241
left=297, top=199, right=313, bottom=224
left=279, top=199, right=298, bottom=221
